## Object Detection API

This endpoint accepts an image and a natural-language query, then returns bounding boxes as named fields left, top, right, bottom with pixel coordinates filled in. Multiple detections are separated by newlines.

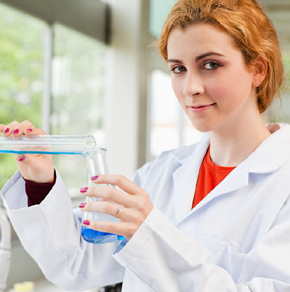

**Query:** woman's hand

left=79, top=174, right=154, bottom=241
left=0, top=120, right=55, bottom=183
left=266, top=123, right=280, bottom=134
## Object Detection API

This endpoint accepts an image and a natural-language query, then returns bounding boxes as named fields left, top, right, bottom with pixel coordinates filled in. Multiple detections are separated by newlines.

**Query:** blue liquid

left=0, top=150, right=82, bottom=155
left=81, top=226, right=125, bottom=244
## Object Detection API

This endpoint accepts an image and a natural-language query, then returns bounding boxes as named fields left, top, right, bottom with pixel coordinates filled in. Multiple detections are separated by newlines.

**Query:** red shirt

left=192, top=147, right=236, bottom=209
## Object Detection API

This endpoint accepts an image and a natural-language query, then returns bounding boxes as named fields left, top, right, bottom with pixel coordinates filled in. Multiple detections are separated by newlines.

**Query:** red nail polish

left=18, top=155, right=25, bottom=162
left=26, top=129, right=33, bottom=132
left=4, top=128, right=9, bottom=134
left=91, top=175, right=99, bottom=180
left=80, top=187, right=88, bottom=193
left=13, top=129, right=19, bottom=134
left=79, top=203, right=86, bottom=208
left=83, top=220, right=90, bottom=226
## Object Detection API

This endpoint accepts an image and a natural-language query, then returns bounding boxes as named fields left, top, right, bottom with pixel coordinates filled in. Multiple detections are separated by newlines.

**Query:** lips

left=188, top=103, right=216, bottom=113
left=190, top=103, right=215, bottom=108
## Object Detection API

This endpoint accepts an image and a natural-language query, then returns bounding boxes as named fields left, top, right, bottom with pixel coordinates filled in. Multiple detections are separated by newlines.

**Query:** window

left=149, top=0, right=177, bottom=38
left=0, top=3, right=107, bottom=197
left=0, top=3, right=45, bottom=189
left=51, top=24, right=106, bottom=196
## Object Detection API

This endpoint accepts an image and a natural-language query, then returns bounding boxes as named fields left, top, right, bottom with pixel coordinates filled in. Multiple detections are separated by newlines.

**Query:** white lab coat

left=2, top=125, right=290, bottom=292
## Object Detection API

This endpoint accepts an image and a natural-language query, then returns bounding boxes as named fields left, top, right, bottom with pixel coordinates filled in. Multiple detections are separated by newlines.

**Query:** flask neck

left=83, top=149, right=108, bottom=184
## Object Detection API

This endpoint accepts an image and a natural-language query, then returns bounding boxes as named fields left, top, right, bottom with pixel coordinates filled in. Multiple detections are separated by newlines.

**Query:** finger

left=14, top=153, right=38, bottom=163
left=80, top=185, right=137, bottom=207
left=92, top=174, right=145, bottom=195
left=80, top=201, right=130, bottom=219
left=82, top=219, right=129, bottom=239
left=14, top=154, right=27, bottom=162
left=267, top=123, right=280, bottom=134
left=14, top=153, right=40, bottom=165
left=0, top=124, right=6, bottom=133
left=11, top=120, right=38, bottom=137
left=1, top=121, right=20, bottom=136
left=24, top=127, right=47, bottom=136
left=14, top=153, right=55, bottom=183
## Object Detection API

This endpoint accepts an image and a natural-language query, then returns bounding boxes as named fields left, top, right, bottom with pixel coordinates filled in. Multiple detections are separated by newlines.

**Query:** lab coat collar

left=247, top=124, right=290, bottom=173
left=171, top=125, right=290, bottom=222
left=170, top=133, right=209, bottom=165
left=170, top=124, right=290, bottom=174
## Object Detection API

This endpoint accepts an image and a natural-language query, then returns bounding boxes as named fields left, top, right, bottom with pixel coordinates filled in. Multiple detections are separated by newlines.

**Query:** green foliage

left=0, top=3, right=44, bottom=189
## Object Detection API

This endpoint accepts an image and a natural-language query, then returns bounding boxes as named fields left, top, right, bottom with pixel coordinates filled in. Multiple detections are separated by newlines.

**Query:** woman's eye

left=171, top=66, right=186, bottom=74
left=203, top=62, right=220, bottom=70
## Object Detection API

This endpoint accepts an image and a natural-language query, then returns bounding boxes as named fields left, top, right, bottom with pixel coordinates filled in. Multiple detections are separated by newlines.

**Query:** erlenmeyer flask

left=82, top=148, right=125, bottom=244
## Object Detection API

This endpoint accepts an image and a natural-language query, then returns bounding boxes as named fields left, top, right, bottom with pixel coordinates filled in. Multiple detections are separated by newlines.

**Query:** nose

left=182, top=72, right=204, bottom=97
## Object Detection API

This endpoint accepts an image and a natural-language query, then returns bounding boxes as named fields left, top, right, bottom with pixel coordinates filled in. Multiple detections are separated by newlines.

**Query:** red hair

left=158, top=0, right=284, bottom=113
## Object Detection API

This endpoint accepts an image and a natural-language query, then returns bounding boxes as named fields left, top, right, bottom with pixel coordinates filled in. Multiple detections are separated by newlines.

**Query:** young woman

left=1, top=0, right=289, bottom=291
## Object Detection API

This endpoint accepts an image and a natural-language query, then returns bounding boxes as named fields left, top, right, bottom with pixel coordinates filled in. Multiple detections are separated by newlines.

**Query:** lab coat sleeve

left=113, top=199, right=290, bottom=292
left=1, top=170, right=125, bottom=291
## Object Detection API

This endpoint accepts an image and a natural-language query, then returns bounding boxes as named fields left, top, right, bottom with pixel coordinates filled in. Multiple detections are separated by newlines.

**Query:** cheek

left=171, top=79, right=184, bottom=102
left=206, top=78, right=228, bottom=101
left=208, top=71, right=251, bottom=104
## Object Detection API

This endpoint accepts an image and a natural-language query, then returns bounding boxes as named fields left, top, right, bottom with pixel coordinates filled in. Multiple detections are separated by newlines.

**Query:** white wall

left=104, top=0, right=150, bottom=179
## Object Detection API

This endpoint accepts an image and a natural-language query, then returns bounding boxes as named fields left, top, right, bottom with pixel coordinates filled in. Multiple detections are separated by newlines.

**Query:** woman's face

left=167, top=23, right=259, bottom=133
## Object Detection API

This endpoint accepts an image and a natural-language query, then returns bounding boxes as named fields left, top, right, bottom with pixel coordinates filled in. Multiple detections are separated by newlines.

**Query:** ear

left=251, top=56, right=268, bottom=88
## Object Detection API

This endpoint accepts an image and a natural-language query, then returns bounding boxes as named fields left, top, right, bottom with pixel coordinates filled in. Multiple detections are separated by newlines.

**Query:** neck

left=209, top=110, right=271, bottom=167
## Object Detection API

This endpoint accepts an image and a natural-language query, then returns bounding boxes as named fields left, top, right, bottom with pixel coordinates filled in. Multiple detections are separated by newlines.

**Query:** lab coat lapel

left=172, top=134, right=250, bottom=224
left=191, top=159, right=249, bottom=213
left=172, top=135, right=209, bottom=223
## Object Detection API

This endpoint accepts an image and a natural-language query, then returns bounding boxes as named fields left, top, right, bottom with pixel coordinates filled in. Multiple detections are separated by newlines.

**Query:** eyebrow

left=196, top=52, right=225, bottom=62
left=167, top=52, right=225, bottom=64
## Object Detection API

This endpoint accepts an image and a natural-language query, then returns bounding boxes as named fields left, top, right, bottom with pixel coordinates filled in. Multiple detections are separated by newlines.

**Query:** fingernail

left=26, top=129, right=33, bottom=132
left=13, top=129, right=19, bottom=134
left=80, top=187, right=88, bottom=193
left=79, top=203, right=86, bottom=208
left=83, top=220, right=90, bottom=226
left=91, top=175, right=99, bottom=180
left=4, top=128, right=9, bottom=134
left=18, top=155, right=25, bottom=162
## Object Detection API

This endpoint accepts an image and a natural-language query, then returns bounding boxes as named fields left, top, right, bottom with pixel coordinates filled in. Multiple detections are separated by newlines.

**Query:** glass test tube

left=0, top=135, right=96, bottom=155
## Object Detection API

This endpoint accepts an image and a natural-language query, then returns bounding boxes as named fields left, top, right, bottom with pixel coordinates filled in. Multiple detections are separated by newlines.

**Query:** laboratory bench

left=5, top=278, right=98, bottom=292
